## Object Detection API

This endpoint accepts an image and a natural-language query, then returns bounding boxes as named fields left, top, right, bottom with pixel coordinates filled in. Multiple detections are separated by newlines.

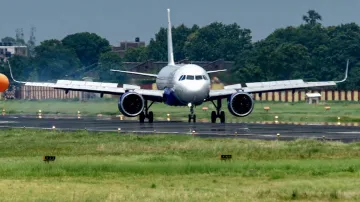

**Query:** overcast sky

left=1, top=0, right=360, bottom=46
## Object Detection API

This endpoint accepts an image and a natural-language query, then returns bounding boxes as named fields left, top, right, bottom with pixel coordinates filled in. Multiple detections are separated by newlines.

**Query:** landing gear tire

left=139, top=112, right=145, bottom=123
left=148, top=111, right=154, bottom=123
left=220, top=111, right=225, bottom=123
left=211, top=111, right=217, bottom=123
left=138, top=100, right=154, bottom=123
left=188, top=114, right=196, bottom=123
left=210, top=99, right=226, bottom=124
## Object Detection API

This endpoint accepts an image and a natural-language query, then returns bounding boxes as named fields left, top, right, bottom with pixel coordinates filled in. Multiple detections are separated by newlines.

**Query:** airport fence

left=0, top=84, right=359, bottom=102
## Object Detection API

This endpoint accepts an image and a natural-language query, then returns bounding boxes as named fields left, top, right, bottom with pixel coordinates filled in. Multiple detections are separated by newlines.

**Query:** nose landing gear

left=139, top=100, right=154, bottom=123
left=211, top=99, right=225, bottom=123
left=188, top=103, right=196, bottom=123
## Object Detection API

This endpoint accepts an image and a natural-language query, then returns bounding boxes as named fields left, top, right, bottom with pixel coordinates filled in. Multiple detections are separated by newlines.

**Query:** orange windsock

left=0, top=74, right=9, bottom=92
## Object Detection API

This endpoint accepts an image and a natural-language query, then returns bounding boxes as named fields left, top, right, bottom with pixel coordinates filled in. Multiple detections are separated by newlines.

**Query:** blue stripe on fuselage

left=163, top=88, right=186, bottom=106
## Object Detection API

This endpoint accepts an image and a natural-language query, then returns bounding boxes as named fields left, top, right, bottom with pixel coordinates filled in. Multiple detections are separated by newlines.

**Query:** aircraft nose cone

left=176, top=82, right=209, bottom=104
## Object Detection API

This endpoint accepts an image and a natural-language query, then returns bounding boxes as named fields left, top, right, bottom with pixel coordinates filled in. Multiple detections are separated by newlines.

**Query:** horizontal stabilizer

left=110, top=69, right=158, bottom=78
left=206, top=69, right=227, bottom=74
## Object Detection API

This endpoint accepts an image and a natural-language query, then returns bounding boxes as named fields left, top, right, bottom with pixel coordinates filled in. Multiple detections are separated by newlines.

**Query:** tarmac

left=1, top=114, right=360, bottom=142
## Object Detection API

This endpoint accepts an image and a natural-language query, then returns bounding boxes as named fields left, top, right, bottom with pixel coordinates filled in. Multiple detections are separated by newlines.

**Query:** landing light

left=188, top=103, right=192, bottom=107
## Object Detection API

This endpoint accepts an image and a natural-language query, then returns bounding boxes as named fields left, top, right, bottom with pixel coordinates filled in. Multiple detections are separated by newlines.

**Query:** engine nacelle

left=227, top=92, right=254, bottom=117
left=118, top=92, right=145, bottom=117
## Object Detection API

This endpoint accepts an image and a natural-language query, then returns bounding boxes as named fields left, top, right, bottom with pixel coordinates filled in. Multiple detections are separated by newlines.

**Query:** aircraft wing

left=18, top=80, right=164, bottom=101
left=209, top=80, right=338, bottom=100
left=208, top=60, right=349, bottom=100
left=7, top=62, right=163, bottom=102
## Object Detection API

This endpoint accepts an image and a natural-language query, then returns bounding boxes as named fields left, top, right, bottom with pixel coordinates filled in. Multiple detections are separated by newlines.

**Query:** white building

left=306, top=92, right=321, bottom=104
left=0, top=43, right=28, bottom=61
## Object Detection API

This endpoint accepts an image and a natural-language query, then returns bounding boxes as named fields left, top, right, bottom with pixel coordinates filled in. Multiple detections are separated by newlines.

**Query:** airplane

left=8, top=9, right=349, bottom=123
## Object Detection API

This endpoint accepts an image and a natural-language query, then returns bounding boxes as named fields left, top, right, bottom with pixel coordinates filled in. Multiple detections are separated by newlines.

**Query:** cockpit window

left=195, top=75, right=203, bottom=80
left=203, top=75, right=208, bottom=80
left=186, top=75, right=194, bottom=80
left=179, top=75, right=185, bottom=81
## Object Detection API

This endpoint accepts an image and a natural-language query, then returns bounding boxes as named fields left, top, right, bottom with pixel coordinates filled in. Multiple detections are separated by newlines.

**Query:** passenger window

left=195, top=75, right=203, bottom=80
left=186, top=75, right=194, bottom=80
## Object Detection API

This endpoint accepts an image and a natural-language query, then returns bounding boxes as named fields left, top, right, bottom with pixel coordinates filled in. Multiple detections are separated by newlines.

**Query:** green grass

left=1, top=99, right=360, bottom=123
left=1, top=129, right=360, bottom=201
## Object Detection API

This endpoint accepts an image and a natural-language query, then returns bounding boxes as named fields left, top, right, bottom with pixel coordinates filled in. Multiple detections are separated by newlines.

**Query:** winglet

left=335, top=59, right=349, bottom=83
left=6, top=60, right=25, bottom=84
left=167, top=8, right=175, bottom=65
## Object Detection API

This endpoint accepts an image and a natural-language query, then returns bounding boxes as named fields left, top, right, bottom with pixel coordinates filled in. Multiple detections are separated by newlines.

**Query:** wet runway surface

left=1, top=115, right=360, bottom=142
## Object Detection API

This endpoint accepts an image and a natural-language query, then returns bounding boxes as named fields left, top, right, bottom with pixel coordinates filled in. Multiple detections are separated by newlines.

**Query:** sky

left=1, top=0, right=360, bottom=46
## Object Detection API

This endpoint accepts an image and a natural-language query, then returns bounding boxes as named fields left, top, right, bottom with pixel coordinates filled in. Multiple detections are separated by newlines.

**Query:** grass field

left=1, top=99, right=360, bottom=122
left=1, top=129, right=360, bottom=201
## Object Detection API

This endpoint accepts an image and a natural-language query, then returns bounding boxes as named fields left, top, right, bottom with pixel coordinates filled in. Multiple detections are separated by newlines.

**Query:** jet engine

left=227, top=92, right=254, bottom=117
left=118, top=92, right=145, bottom=117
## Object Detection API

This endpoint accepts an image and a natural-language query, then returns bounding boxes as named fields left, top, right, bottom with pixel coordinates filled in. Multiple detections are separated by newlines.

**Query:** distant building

left=0, top=42, right=28, bottom=61
left=111, top=37, right=145, bottom=58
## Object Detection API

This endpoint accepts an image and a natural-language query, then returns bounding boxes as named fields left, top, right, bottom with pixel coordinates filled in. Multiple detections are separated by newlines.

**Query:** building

left=306, top=92, right=321, bottom=104
left=111, top=37, right=145, bottom=58
left=0, top=42, right=28, bottom=61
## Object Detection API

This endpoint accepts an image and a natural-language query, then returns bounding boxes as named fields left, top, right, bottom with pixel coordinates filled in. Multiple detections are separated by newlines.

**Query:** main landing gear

left=139, top=100, right=154, bottom=123
left=211, top=99, right=225, bottom=123
left=188, top=103, right=196, bottom=123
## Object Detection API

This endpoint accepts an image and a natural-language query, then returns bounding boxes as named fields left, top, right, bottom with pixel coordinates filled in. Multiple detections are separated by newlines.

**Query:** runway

left=1, top=114, right=360, bottom=142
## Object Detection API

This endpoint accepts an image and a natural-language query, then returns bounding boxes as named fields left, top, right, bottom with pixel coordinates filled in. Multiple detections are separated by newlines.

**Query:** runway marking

left=0, top=121, right=17, bottom=124
left=327, top=131, right=360, bottom=134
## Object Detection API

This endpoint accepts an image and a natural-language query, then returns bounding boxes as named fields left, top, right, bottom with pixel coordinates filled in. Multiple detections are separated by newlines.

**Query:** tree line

left=1, top=10, right=359, bottom=90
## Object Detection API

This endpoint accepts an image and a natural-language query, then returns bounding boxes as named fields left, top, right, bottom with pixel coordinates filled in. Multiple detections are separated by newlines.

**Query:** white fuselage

left=156, top=64, right=211, bottom=106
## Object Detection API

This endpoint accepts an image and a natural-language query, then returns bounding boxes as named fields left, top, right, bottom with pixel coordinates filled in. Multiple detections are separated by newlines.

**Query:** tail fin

left=167, top=9, right=175, bottom=65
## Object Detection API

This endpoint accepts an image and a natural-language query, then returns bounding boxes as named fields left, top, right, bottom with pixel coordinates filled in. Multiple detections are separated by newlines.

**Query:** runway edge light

left=38, top=110, right=42, bottom=119
left=274, top=116, right=279, bottom=124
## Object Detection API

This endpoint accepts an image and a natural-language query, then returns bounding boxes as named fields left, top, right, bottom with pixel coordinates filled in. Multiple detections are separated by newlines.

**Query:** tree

left=8, top=56, right=35, bottom=81
left=302, top=10, right=322, bottom=26
left=184, top=22, right=252, bottom=61
left=1, top=37, right=16, bottom=44
left=62, top=32, right=111, bottom=67
left=147, top=24, right=199, bottom=61
left=123, top=46, right=149, bottom=62
left=98, top=52, right=125, bottom=82
left=33, top=39, right=82, bottom=81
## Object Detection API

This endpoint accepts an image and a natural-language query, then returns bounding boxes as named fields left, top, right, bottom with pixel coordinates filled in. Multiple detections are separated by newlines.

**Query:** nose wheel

left=188, top=104, right=196, bottom=123
left=211, top=99, right=226, bottom=123
left=139, top=100, right=154, bottom=123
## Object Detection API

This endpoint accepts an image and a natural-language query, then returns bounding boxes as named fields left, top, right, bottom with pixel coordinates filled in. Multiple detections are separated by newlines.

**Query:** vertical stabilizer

left=167, top=9, right=175, bottom=65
